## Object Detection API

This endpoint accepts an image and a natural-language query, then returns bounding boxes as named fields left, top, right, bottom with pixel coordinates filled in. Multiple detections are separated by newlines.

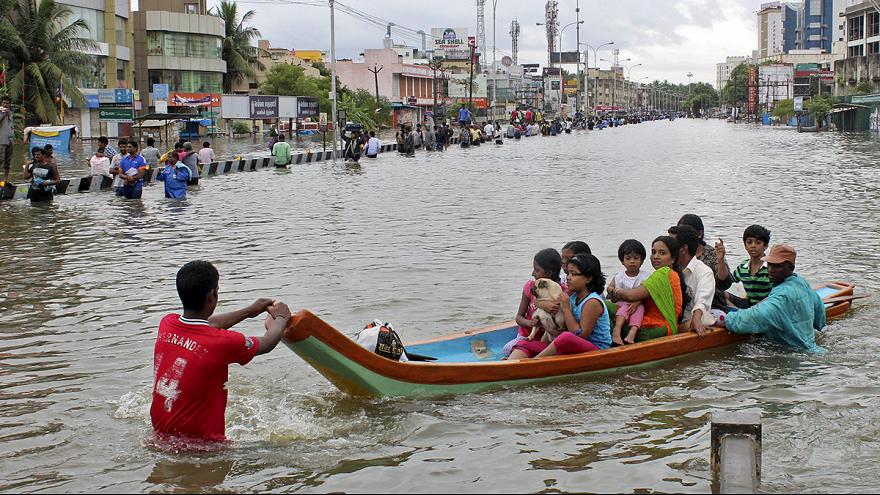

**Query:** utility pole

left=330, top=0, right=339, bottom=161
left=368, top=64, right=383, bottom=110
left=429, top=57, right=444, bottom=121
left=469, top=42, right=475, bottom=111
left=575, top=0, right=581, bottom=113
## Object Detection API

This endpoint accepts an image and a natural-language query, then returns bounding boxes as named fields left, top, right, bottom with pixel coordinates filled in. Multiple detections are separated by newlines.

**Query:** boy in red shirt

left=151, top=261, right=292, bottom=442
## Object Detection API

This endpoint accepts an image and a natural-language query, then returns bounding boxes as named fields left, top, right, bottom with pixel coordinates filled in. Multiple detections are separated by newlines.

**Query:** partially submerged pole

left=711, top=411, right=762, bottom=494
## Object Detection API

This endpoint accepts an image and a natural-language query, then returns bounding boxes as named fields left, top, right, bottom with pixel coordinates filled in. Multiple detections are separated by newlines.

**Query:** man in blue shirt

left=717, top=244, right=826, bottom=353
left=156, top=151, right=191, bottom=199
left=114, top=140, right=147, bottom=199
left=458, top=105, right=472, bottom=126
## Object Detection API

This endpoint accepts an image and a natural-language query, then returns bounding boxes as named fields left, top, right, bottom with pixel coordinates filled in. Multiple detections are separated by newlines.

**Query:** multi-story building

left=836, top=1, right=880, bottom=94
left=58, top=0, right=135, bottom=90
left=230, top=40, right=320, bottom=94
left=586, top=67, right=638, bottom=112
left=717, top=56, right=750, bottom=92
left=132, top=0, right=226, bottom=114
left=758, top=2, right=801, bottom=57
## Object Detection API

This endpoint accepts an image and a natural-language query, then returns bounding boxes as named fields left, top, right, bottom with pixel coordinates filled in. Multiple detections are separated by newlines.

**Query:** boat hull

left=282, top=281, right=856, bottom=398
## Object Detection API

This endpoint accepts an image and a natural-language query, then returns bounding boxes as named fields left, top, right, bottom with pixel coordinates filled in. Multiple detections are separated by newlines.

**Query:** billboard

left=297, top=96, right=319, bottom=118
left=249, top=95, right=279, bottom=119
left=432, top=27, right=470, bottom=59
left=171, top=92, right=220, bottom=107
left=220, top=94, right=301, bottom=119
left=550, top=51, right=581, bottom=64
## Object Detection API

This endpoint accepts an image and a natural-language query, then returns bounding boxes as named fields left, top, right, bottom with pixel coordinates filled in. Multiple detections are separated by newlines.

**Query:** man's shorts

left=1, top=144, right=11, bottom=171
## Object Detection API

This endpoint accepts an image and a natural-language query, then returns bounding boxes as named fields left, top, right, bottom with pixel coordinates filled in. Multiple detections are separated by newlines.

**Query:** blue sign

left=114, top=88, right=132, bottom=104
left=152, top=84, right=169, bottom=101
left=28, top=129, right=74, bottom=152
left=85, top=94, right=100, bottom=109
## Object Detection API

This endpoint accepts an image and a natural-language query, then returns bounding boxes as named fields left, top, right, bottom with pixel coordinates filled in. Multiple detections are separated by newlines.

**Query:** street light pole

left=330, top=0, right=339, bottom=162
left=575, top=0, right=581, bottom=113
left=582, top=41, right=613, bottom=116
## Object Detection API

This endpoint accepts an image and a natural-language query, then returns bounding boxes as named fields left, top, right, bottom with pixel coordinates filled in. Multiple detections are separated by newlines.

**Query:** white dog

left=529, top=278, right=566, bottom=342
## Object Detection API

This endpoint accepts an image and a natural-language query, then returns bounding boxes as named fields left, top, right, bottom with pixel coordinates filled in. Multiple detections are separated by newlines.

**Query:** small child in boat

left=715, top=224, right=772, bottom=309
left=560, top=241, right=591, bottom=287
left=608, top=239, right=651, bottom=345
left=501, top=248, right=566, bottom=357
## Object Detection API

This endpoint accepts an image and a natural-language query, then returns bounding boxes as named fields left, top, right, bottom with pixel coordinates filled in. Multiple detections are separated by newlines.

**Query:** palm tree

left=211, top=0, right=264, bottom=93
left=0, top=0, right=96, bottom=124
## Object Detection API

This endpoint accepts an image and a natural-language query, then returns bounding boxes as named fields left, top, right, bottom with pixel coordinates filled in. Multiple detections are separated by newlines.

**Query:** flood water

left=1, top=120, right=878, bottom=493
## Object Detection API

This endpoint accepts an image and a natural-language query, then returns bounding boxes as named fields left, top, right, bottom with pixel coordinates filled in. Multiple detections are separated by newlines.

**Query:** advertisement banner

left=249, top=95, right=279, bottom=119
left=171, top=93, right=220, bottom=107
left=98, top=107, right=134, bottom=122
left=114, top=88, right=133, bottom=104
left=452, top=97, right=487, bottom=109
left=550, top=52, right=581, bottom=64
left=748, top=65, right=757, bottom=114
left=152, top=84, right=169, bottom=101
left=98, top=89, right=116, bottom=104
left=156, top=101, right=168, bottom=114
left=431, top=27, right=469, bottom=51
left=297, top=96, right=319, bottom=118
left=85, top=95, right=100, bottom=109
left=27, top=127, right=74, bottom=151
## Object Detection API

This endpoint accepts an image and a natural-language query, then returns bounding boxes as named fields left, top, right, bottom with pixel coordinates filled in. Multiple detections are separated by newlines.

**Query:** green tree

left=0, top=0, right=96, bottom=124
left=211, top=0, right=264, bottom=93
left=721, top=64, right=750, bottom=107
left=684, top=82, right=719, bottom=115
left=805, top=94, right=833, bottom=129
left=854, top=79, right=875, bottom=96
left=772, top=99, right=795, bottom=122
left=260, top=64, right=331, bottom=112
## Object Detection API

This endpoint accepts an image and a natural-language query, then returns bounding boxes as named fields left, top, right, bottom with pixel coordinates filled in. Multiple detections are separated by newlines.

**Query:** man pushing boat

left=150, top=261, right=293, bottom=442
left=716, top=244, right=827, bottom=353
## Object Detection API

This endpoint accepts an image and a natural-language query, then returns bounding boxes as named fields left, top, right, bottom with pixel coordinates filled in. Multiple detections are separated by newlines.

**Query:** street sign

left=85, top=95, right=100, bottom=109
left=794, top=96, right=804, bottom=112
left=319, top=112, right=327, bottom=131
left=98, top=107, right=134, bottom=122
left=467, top=36, right=476, bottom=48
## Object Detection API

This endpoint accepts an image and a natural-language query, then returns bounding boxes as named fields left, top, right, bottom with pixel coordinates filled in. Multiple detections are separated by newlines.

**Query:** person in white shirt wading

left=365, top=131, right=380, bottom=159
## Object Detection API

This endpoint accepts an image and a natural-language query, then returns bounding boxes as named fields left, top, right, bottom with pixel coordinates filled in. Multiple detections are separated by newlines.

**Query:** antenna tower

left=476, top=0, right=486, bottom=71
left=510, top=20, right=520, bottom=65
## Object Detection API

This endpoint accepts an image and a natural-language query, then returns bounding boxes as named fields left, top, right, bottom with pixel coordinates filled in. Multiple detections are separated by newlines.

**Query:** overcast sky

left=216, top=0, right=761, bottom=85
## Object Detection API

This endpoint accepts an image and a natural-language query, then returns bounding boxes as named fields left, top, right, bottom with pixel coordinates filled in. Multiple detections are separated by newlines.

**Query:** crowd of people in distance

left=505, top=213, right=828, bottom=359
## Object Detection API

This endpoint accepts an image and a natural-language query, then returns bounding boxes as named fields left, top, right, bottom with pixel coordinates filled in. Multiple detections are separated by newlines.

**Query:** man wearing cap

left=717, top=244, right=827, bottom=353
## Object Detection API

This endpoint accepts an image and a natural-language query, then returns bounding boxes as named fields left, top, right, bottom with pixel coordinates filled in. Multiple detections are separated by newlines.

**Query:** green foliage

left=854, top=79, right=875, bottom=96
left=684, top=82, right=720, bottom=114
left=231, top=121, right=251, bottom=134
left=211, top=0, right=265, bottom=93
left=772, top=99, right=795, bottom=121
left=805, top=94, right=833, bottom=123
left=0, top=0, right=97, bottom=124
left=721, top=64, right=750, bottom=106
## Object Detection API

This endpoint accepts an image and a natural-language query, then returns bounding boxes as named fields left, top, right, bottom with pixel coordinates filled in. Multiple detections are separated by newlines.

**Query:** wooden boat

left=282, top=281, right=856, bottom=398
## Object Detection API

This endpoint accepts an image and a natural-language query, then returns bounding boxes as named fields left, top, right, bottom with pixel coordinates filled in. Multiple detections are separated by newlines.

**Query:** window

left=77, top=55, right=107, bottom=89
left=117, top=60, right=128, bottom=85
left=148, top=70, right=222, bottom=93
left=145, top=32, right=221, bottom=58
left=184, top=3, right=198, bottom=14
left=849, top=44, right=865, bottom=58
left=850, top=15, right=864, bottom=41
left=869, top=42, right=880, bottom=55
left=870, top=12, right=880, bottom=38
left=60, top=5, right=104, bottom=43
left=114, top=16, right=125, bottom=44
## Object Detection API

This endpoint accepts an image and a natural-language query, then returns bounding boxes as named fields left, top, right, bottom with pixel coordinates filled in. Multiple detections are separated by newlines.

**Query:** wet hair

left=98, top=136, right=109, bottom=145
left=652, top=236, right=691, bottom=314
left=176, top=261, right=219, bottom=311
left=203, top=141, right=211, bottom=148
left=128, top=140, right=139, bottom=150
left=675, top=224, right=701, bottom=257
left=534, top=248, right=563, bottom=283
left=567, top=254, right=606, bottom=294
left=617, top=239, right=647, bottom=262
left=667, top=225, right=678, bottom=236
left=743, top=224, right=771, bottom=245
left=278, top=134, right=285, bottom=141
left=562, top=241, right=591, bottom=256
left=31, top=146, right=43, bottom=157
left=677, top=214, right=705, bottom=243
left=146, top=137, right=155, bottom=146
left=96, top=147, right=106, bottom=154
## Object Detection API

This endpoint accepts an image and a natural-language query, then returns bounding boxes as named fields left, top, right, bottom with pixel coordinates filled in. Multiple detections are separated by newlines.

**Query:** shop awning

left=830, top=104, right=870, bottom=114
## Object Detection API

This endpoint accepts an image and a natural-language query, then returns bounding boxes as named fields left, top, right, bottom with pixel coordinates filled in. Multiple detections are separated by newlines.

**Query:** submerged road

left=1, top=119, right=879, bottom=492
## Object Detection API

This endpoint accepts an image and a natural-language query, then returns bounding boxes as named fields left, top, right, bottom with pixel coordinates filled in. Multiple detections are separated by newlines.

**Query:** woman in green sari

left=607, top=236, right=689, bottom=342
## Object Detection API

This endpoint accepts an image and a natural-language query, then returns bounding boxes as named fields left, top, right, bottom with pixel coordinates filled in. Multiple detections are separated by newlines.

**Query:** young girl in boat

left=607, top=239, right=651, bottom=346
left=509, top=254, right=612, bottom=359
left=560, top=240, right=591, bottom=286
left=501, top=248, right=565, bottom=357
left=608, top=236, right=689, bottom=342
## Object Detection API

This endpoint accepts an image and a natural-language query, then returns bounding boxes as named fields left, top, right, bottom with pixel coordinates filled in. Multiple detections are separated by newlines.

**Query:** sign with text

left=85, top=95, right=100, bottom=109
left=431, top=27, right=469, bottom=52
left=748, top=65, right=757, bottom=114
left=114, top=88, right=133, bottom=104
left=550, top=51, right=581, bottom=64
left=794, top=96, right=804, bottom=112
left=249, top=95, right=279, bottom=119
left=296, top=96, right=319, bottom=118
left=98, top=107, right=134, bottom=122
left=171, top=92, right=220, bottom=107
left=152, top=84, right=169, bottom=101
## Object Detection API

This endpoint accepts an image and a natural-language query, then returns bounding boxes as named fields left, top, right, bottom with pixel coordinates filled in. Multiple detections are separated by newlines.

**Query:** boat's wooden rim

left=282, top=280, right=855, bottom=386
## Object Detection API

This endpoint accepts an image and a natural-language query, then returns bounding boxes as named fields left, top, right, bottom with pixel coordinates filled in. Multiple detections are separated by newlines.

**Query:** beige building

left=133, top=0, right=226, bottom=113
left=586, top=67, right=638, bottom=111
left=231, top=40, right=321, bottom=94
left=59, top=0, right=135, bottom=90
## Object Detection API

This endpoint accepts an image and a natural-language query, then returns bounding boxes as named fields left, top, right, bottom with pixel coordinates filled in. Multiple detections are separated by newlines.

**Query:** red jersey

left=150, top=314, right=259, bottom=441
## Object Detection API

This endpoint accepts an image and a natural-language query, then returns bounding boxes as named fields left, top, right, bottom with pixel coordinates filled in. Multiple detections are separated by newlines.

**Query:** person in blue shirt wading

left=717, top=244, right=827, bottom=353
left=113, top=141, right=147, bottom=199
left=458, top=104, right=472, bottom=126
left=156, top=151, right=191, bottom=199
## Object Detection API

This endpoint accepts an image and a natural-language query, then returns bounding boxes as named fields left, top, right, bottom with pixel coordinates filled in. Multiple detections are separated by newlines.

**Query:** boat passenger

left=676, top=213, right=732, bottom=309
left=716, top=244, right=826, bottom=353
left=509, top=254, right=611, bottom=359
left=501, top=248, right=566, bottom=357
left=560, top=240, right=591, bottom=287
left=674, top=224, right=718, bottom=336
left=151, top=261, right=292, bottom=442
left=607, top=239, right=651, bottom=345
left=608, top=236, right=689, bottom=342
left=714, top=224, right=772, bottom=309
left=156, top=151, right=191, bottom=199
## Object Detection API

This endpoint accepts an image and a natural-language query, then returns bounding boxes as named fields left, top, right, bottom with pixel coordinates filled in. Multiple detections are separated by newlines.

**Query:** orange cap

left=762, top=244, right=797, bottom=264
